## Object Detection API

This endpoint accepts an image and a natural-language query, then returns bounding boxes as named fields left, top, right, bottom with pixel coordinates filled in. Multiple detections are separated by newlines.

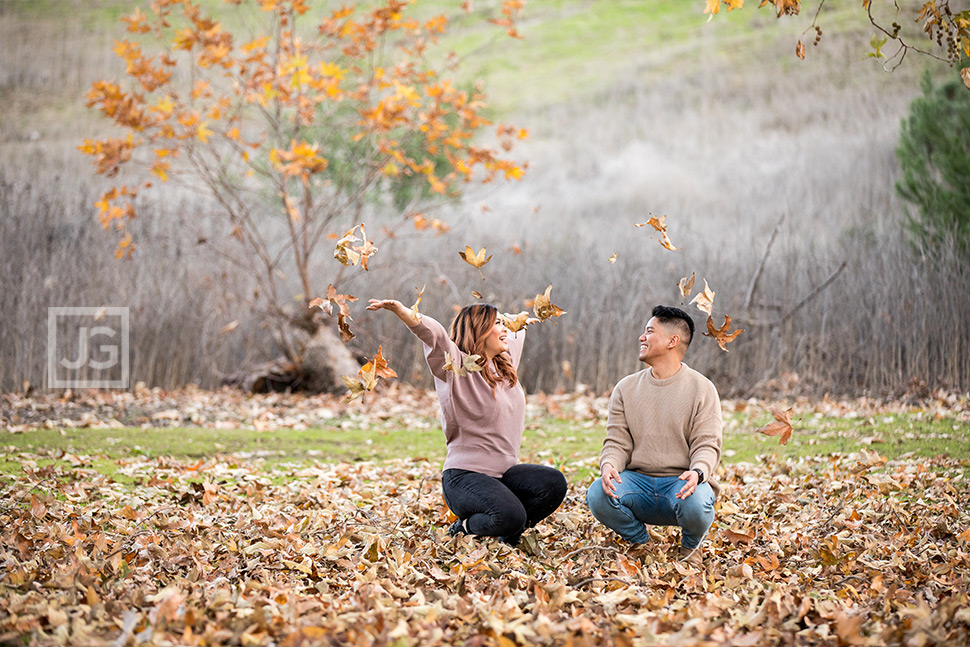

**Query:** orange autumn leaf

left=360, top=345, right=397, bottom=380
left=532, top=284, right=566, bottom=322
left=756, top=407, right=794, bottom=445
left=703, top=314, right=743, bottom=351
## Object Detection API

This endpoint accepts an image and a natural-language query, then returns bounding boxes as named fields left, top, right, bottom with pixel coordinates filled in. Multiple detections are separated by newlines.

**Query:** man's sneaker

left=448, top=519, right=465, bottom=537
left=679, top=545, right=703, bottom=567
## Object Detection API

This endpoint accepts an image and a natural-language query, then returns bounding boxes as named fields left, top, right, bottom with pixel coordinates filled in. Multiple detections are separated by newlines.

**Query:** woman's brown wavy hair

left=449, top=303, right=517, bottom=390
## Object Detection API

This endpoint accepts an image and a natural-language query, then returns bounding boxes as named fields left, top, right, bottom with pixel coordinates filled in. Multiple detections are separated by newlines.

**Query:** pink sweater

left=600, top=364, right=723, bottom=498
left=409, top=316, right=526, bottom=477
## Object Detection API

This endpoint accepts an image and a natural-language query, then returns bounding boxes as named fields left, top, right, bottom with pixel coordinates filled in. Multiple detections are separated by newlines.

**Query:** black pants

left=441, top=464, right=568, bottom=542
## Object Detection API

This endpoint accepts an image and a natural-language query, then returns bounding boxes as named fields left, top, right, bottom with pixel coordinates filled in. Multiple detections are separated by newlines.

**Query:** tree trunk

left=297, top=323, right=362, bottom=394
left=223, top=322, right=361, bottom=394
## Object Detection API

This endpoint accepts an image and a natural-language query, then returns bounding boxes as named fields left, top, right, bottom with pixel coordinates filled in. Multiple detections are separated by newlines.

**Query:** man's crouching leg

left=674, top=482, right=715, bottom=565
left=585, top=478, right=650, bottom=544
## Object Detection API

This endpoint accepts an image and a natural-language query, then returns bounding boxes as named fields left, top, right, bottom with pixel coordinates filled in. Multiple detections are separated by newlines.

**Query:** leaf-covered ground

left=1, top=387, right=969, bottom=646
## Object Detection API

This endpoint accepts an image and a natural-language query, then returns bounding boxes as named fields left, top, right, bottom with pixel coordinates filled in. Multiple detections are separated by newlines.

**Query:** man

left=586, top=305, right=722, bottom=566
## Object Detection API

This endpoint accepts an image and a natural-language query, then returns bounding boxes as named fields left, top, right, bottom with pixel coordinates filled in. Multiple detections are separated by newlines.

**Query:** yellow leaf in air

left=608, top=253, right=617, bottom=264
left=501, top=311, right=530, bottom=332
left=677, top=273, right=696, bottom=298
left=458, top=245, right=492, bottom=268
left=702, top=314, right=743, bottom=352
left=533, top=284, right=566, bottom=322
left=458, top=245, right=492, bottom=280
left=410, top=284, right=425, bottom=322
left=689, top=280, right=715, bottom=316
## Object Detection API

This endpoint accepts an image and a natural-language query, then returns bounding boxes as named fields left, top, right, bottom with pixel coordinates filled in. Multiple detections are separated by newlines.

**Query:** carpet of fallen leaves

left=2, top=386, right=969, bottom=647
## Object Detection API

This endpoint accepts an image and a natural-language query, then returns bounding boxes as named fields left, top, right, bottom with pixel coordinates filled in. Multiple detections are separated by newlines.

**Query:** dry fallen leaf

left=677, top=273, right=695, bottom=299
left=636, top=214, right=677, bottom=250
left=311, top=285, right=358, bottom=342
left=458, top=245, right=492, bottom=280
left=359, top=345, right=397, bottom=380
left=334, top=224, right=378, bottom=270
left=532, top=284, right=566, bottom=322
left=443, top=353, right=484, bottom=377
left=755, top=407, right=794, bottom=445
left=689, top=279, right=715, bottom=316
left=501, top=311, right=530, bottom=332
left=410, top=285, right=425, bottom=322
left=702, top=314, right=743, bottom=351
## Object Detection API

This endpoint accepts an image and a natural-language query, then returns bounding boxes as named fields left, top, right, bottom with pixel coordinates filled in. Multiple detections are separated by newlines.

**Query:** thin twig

left=743, top=213, right=785, bottom=311
left=777, top=260, right=848, bottom=326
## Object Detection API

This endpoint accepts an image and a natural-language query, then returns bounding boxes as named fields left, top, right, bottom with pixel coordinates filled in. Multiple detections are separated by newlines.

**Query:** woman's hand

left=367, top=299, right=419, bottom=326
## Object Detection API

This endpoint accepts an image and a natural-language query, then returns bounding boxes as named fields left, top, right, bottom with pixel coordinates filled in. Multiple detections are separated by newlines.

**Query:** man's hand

left=601, top=463, right=622, bottom=499
left=675, top=470, right=699, bottom=499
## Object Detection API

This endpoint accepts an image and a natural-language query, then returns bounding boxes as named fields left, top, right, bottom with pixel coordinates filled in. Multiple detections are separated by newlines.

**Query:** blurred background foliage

left=1, top=0, right=968, bottom=398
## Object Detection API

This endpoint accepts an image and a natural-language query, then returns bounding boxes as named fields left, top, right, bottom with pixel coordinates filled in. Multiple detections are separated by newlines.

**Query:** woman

left=366, top=298, right=567, bottom=545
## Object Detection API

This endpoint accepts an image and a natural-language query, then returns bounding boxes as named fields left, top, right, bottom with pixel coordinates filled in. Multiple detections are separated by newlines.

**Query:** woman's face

left=482, top=315, right=509, bottom=359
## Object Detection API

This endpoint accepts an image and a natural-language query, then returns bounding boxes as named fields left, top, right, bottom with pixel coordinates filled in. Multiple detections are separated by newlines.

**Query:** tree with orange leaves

left=80, top=0, right=527, bottom=392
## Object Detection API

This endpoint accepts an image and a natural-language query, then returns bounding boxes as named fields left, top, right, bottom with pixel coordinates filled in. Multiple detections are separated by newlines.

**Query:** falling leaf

left=756, top=407, right=794, bottom=445
left=532, top=284, right=566, bottom=322
left=333, top=227, right=362, bottom=266
left=636, top=214, right=677, bottom=250
left=442, top=353, right=484, bottom=378
left=359, top=345, right=397, bottom=380
left=471, top=291, right=483, bottom=299
left=333, top=224, right=378, bottom=270
left=689, top=280, right=715, bottom=316
left=796, top=40, right=806, bottom=59
left=501, top=311, right=530, bottom=332
left=312, top=285, right=358, bottom=342
left=608, top=253, right=617, bottom=264
left=677, top=273, right=695, bottom=298
left=341, top=359, right=379, bottom=403
left=458, top=245, right=492, bottom=280
left=702, top=314, right=743, bottom=351
left=410, top=285, right=425, bottom=322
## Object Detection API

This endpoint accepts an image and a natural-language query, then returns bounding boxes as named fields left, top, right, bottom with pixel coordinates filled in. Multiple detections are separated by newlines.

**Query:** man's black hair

left=651, top=305, right=694, bottom=348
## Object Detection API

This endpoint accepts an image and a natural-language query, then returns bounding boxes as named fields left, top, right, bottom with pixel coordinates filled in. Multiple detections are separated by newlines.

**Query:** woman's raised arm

left=366, top=299, right=420, bottom=327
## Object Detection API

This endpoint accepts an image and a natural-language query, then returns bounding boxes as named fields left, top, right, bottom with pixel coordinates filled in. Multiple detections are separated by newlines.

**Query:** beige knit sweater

left=599, top=364, right=722, bottom=498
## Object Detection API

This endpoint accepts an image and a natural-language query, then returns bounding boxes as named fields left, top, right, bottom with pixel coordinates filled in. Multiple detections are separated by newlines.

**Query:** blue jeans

left=586, top=471, right=715, bottom=549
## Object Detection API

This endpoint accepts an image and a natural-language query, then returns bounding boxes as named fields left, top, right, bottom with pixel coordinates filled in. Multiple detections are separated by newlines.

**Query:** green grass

left=4, top=410, right=968, bottom=487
